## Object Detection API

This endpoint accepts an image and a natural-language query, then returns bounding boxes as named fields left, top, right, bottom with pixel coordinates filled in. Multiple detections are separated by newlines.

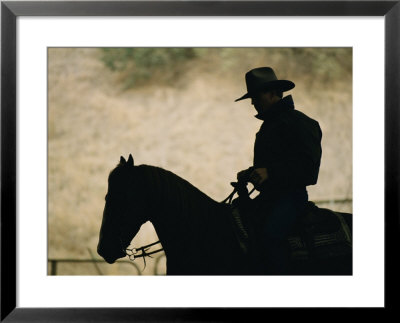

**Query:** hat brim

left=235, top=80, right=295, bottom=102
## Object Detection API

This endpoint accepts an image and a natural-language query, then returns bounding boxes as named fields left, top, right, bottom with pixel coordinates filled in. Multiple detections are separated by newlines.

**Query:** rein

left=123, top=182, right=254, bottom=266
left=124, top=240, right=164, bottom=270
left=125, top=240, right=164, bottom=261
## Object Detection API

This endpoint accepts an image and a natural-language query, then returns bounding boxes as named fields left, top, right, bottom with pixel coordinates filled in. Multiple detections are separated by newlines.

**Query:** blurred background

left=48, top=47, right=352, bottom=275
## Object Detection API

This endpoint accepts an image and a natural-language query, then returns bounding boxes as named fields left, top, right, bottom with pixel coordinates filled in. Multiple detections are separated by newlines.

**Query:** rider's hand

left=249, top=168, right=268, bottom=189
left=237, top=168, right=253, bottom=183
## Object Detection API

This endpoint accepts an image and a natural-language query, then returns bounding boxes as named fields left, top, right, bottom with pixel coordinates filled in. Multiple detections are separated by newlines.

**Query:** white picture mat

left=17, top=17, right=384, bottom=307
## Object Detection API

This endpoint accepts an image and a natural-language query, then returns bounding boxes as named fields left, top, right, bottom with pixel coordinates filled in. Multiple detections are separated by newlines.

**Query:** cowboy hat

left=235, top=67, right=295, bottom=102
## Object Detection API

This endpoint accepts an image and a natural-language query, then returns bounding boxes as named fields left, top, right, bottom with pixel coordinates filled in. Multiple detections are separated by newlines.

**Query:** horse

left=97, top=155, right=352, bottom=275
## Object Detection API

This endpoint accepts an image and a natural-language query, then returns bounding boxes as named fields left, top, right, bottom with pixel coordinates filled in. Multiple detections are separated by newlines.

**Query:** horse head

left=97, top=154, right=147, bottom=264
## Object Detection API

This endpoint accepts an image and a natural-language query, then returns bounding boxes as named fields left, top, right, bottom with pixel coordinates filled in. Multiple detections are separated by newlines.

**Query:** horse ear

left=128, top=154, right=134, bottom=166
left=120, top=156, right=126, bottom=165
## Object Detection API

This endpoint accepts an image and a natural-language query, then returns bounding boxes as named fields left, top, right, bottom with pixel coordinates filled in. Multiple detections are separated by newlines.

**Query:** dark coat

left=253, top=95, right=322, bottom=196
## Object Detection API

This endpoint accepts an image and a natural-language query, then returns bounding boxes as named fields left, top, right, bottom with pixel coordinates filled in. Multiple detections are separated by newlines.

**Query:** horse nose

left=97, top=247, right=116, bottom=264
left=104, top=257, right=116, bottom=264
left=97, top=243, right=121, bottom=264
left=97, top=243, right=107, bottom=260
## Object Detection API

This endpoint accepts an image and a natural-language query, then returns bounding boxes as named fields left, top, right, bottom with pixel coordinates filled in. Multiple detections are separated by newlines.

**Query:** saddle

left=229, top=200, right=352, bottom=262
left=287, top=202, right=352, bottom=262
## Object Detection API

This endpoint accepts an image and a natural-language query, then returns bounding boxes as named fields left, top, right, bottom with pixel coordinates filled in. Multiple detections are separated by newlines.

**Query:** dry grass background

left=48, top=48, right=352, bottom=275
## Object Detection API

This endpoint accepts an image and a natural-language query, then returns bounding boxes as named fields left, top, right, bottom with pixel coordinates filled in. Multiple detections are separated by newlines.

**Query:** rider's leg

left=259, top=188, right=308, bottom=274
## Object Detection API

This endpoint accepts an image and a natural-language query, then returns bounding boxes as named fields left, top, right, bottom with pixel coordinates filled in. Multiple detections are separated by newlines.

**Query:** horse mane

left=135, top=164, right=216, bottom=206
left=109, top=161, right=218, bottom=210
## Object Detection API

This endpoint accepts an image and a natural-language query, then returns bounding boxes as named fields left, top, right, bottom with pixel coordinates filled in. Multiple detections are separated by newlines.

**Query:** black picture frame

left=1, top=0, right=399, bottom=321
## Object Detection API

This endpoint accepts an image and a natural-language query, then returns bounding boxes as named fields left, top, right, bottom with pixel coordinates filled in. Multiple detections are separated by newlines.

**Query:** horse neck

left=140, top=165, right=217, bottom=255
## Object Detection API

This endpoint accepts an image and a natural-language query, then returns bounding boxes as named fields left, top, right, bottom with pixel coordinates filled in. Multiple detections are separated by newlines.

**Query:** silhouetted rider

left=235, top=67, right=322, bottom=274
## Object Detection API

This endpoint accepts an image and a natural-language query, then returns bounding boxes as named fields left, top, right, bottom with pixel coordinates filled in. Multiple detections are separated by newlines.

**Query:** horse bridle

left=115, top=197, right=165, bottom=266
left=125, top=240, right=164, bottom=261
